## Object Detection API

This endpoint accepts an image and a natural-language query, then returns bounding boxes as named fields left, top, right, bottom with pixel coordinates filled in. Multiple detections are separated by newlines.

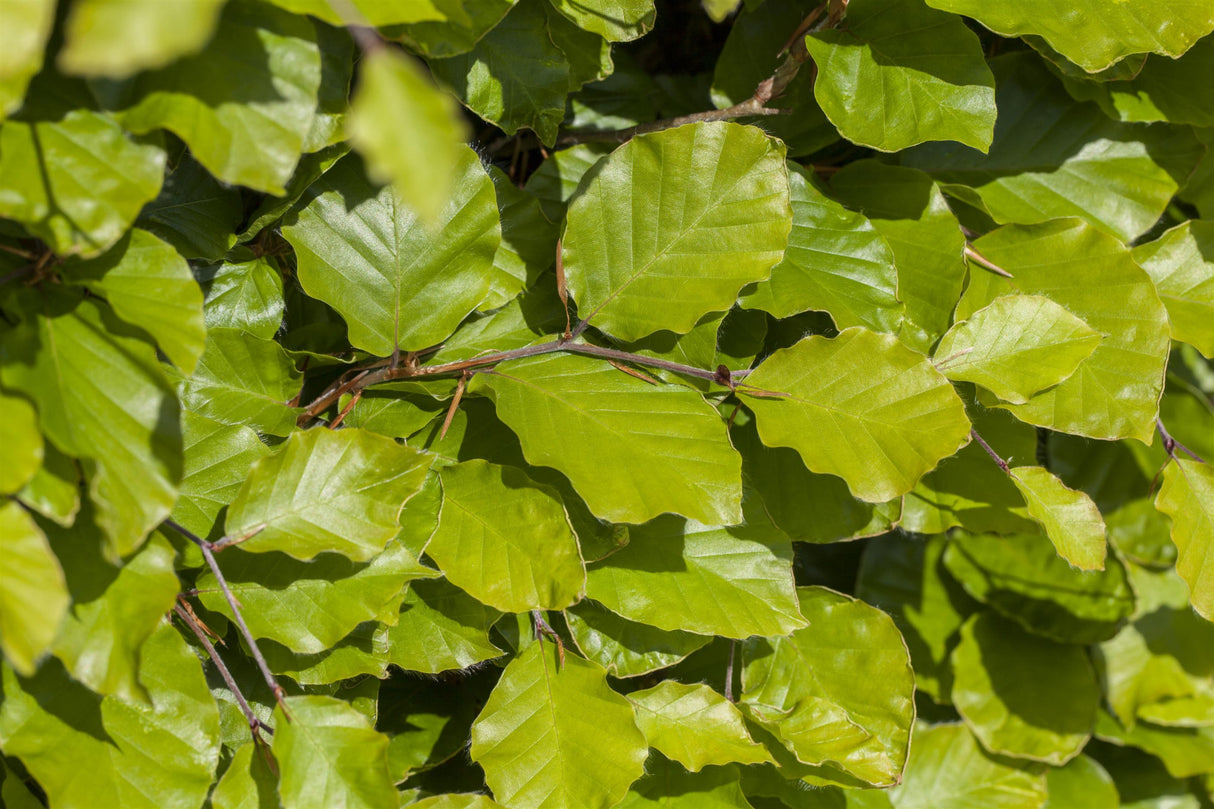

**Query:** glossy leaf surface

left=629, top=682, right=773, bottom=771
left=1133, top=221, right=1214, bottom=359
left=0, top=502, right=67, bottom=676
left=1010, top=465, right=1108, bottom=571
left=1154, top=459, right=1214, bottom=621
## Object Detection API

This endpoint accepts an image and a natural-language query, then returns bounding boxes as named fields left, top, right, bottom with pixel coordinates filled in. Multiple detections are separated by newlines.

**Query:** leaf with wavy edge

left=566, top=601, right=710, bottom=678
left=1010, top=466, right=1107, bottom=571
left=0, top=502, right=68, bottom=676
left=742, top=327, right=971, bottom=503
left=630, top=682, right=773, bottom=771
left=562, top=121, right=791, bottom=341
left=226, top=427, right=432, bottom=562
left=0, top=390, right=41, bottom=495
left=471, top=642, right=648, bottom=809
left=478, top=352, right=743, bottom=525
left=1133, top=221, right=1214, bottom=359
left=548, top=0, right=654, bottom=41
left=58, top=0, right=226, bottom=78
left=935, top=295, right=1102, bottom=405
left=385, top=578, right=503, bottom=674
left=1155, top=459, right=1214, bottom=621
left=197, top=256, right=285, bottom=340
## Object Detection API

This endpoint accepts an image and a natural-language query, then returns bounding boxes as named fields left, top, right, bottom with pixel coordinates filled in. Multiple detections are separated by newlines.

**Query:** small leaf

left=1042, top=755, right=1118, bottom=809
left=742, top=327, right=972, bottom=503
left=471, top=642, right=648, bottom=809
left=629, top=682, right=773, bottom=771
left=1010, top=465, right=1108, bottom=571
left=171, top=411, right=270, bottom=541
left=479, top=352, right=743, bottom=525
left=210, top=741, right=279, bottom=809
left=137, top=151, right=243, bottom=261
left=547, top=0, right=655, bottom=41
left=58, top=0, right=226, bottom=78
left=934, top=295, right=1103, bottom=405
left=273, top=695, right=397, bottom=809
left=430, top=460, right=585, bottom=612
left=226, top=427, right=432, bottom=562
left=952, top=612, right=1099, bottom=765
left=0, top=502, right=68, bottom=676
left=1154, top=459, right=1214, bottom=621
left=1133, top=220, right=1214, bottom=359
left=562, top=121, right=791, bottom=341
left=385, top=578, right=503, bottom=674
left=566, top=601, right=710, bottom=678
left=346, top=47, right=469, bottom=225
left=197, top=256, right=285, bottom=339
left=0, top=389, right=41, bottom=494
left=1094, top=710, right=1214, bottom=779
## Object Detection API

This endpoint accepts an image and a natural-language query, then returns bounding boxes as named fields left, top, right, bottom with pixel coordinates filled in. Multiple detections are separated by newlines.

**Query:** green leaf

left=0, top=502, right=68, bottom=676
left=965, top=219, right=1171, bottom=443
left=429, top=0, right=572, bottom=147
left=562, top=121, right=791, bottom=341
left=478, top=352, right=743, bottom=525
left=210, top=741, right=279, bottom=809
left=885, top=724, right=1047, bottom=809
left=412, top=795, right=508, bottom=809
left=1009, top=465, right=1108, bottom=571
left=584, top=502, right=805, bottom=639
left=0, top=621, right=221, bottom=809
left=273, top=695, right=397, bottom=809
left=470, top=641, right=648, bottom=809
left=0, top=110, right=165, bottom=257
left=170, top=411, right=270, bottom=541
left=0, top=388, right=41, bottom=494
left=629, top=682, right=773, bottom=771
left=0, top=289, right=181, bottom=558
left=64, top=228, right=207, bottom=374
left=226, top=427, right=432, bottom=562
left=137, top=151, right=243, bottom=261
left=346, top=47, right=469, bottom=225
left=740, top=164, right=901, bottom=333
left=429, top=460, right=584, bottom=612
left=741, top=327, right=972, bottom=503
left=177, top=327, right=302, bottom=437
left=1154, top=459, right=1214, bottom=621
left=566, top=601, right=711, bottom=678
left=264, top=622, right=391, bottom=685
left=386, top=0, right=516, bottom=58
left=856, top=534, right=979, bottom=704
left=1133, top=220, right=1214, bottom=359
left=385, top=577, right=503, bottom=674
left=804, top=0, right=996, bottom=152
left=827, top=160, right=967, bottom=352
left=105, top=0, right=322, bottom=194
left=524, top=142, right=612, bottom=223
left=197, top=539, right=435, bottom=654
left=934, top=295, right=1102, bottom=405
left=262, top=0, right=453, bottom=26
left=0, top=0, right=55, bottom=118
left=903, top=53, right=1204, bottom=243
left=197, top=257, right=285, bottom=340
left=617, top=756, right=753, bottom=809
left=283, top=150, right=500, bottom=356
left=58, top=0, right=226, bottom=78
left=1041, top=755, right=1118, bottom=809
left=1095, top=710, right=1214, bottom=779
left=741, top=587, right=915, bottom=787
left=951, top=611, right=1099, bottom=764
left=924, top=0, right=1214, bottom=72
left=482, top=167, right=560, bottom=309
left=943, top=532, right=1135, bottom=644
left=547, top=0, right=655, bottom=41
left=15, top=443, right=81, bottom=528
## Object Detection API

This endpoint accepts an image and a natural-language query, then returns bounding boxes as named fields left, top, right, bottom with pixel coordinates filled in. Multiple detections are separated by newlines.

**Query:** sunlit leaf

left=629, top=682, right=773, bottom=771
left=0, top=502, right=68, bottom=676
left=0, top=388, right=41, bottom=494
left=617, top=756, right=753, bottom=809
left=197, top=257, right=285, bottom=339
left=566, top=601, right=711, bottom=678
left=58, top=0, right=226, bottom=78
left=1154, top=459, right=1214, bottom=621
left=547, top=0, right=655, bottom=41
left=1010, top=466, right=1108, bottom=571
left=210, top=741, right=279, bottom=809
left=385, top=578, right=503, bottom=674
left=1041, top=755, right=1118, bottom=809
left=0, top=0, right=55, bottom=118
left=1133, top=220, right=1214, bottom=359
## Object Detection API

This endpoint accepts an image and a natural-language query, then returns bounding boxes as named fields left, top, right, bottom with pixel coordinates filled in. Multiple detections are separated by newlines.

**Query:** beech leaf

left=1154, top=459, right=1214, bottom=621
left=1010, top=465, right=1108, bottom=571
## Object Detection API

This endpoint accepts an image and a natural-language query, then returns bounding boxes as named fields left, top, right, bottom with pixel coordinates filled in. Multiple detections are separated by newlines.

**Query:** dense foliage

left=1, top=0, right=1213, bottom=807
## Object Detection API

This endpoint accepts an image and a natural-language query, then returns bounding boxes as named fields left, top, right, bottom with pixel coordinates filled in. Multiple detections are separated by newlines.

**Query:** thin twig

left=163, top=519, right=289, bottom=717
left=174, top=602, right=269, bottom=742
left=724, top=639, right=737, bottom=702
left=555, top=101, right=784, bottom=147
left=439, top=371, right=470, bottom=439
left=970, top=428, right=1009, bottom=473
left=964, top=245, right=1013, bottom=279
left=532, top=610, right=565, bottom=670
left=1156, top=418, right=1207, bottom=463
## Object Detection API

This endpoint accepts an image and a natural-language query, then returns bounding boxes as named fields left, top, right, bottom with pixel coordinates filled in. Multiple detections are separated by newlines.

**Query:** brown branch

left=1157, top=418, right=1206, bottom=463
left=970, top=428, right=1010, bottom=473
left=174, top=601, right=269, bottom=743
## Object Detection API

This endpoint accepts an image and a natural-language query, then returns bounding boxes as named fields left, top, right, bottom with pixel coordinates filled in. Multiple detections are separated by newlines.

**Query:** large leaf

left=739, top=163, right=901, bottom=334
left=103, top=0, right=322, bottom=194
left=828, top=160, right=967, bottom=352
left=934, top=295, right=1102, bottom=405
left=741, top=587, right=915, bottom=787
left=629, top=682, right=773, bottom=771
left=170, top=411, right=269, bottom=541
left=741, top=327, right=972, bottom=503
left=0, top=621, right=220, bottom=809
left=1154, top=459, right=1214, bottom=621
left=1010, top=466, right=1108, bottom=571
left=951, top=611, right=1100, bottom=764
left=273, top=695, right=397, bottom=809
left=583, top=502, right=805, bottom=639
left=924, top=0, right=1214, bottom=72
left=225, top=427, right=432, bottom=562
left=283, top=150, right=500, bottom=356
left=885, top=724, right=1047, bottom=809
left=903, top=53, right=1204, bottom=243
left=964, top=219, right=1171, bottom=443
left=64, top=228, right=206, bottom=374
left=1133, top=220, right=1214, bottom=359
left=561, top=121, right=791, bottom=341
left=58, top=0, right=227, bottom=78
left=470, top=642, right=648, bottom=809
left=429, top=460, right=584, bottom=612
left=565, top=601, right=711, bottom=678
left=346, top=47, right=468, bottom=225
left=804, top=0, right=995, bottom=152
left=385, top=577, right=503, bottom=674
left=478, top=352, right=743, bottom=525
left=0, top=502, right=68, bottom=676
left=0, top=289, right=181, bottom=558
left=0, top=0, right=55, bottom=117
left=0, top=110, right=164, bottom=257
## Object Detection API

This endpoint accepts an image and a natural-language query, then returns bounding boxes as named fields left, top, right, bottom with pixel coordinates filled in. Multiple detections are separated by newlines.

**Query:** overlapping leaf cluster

left=1, top=0, right=1213, bottom=807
